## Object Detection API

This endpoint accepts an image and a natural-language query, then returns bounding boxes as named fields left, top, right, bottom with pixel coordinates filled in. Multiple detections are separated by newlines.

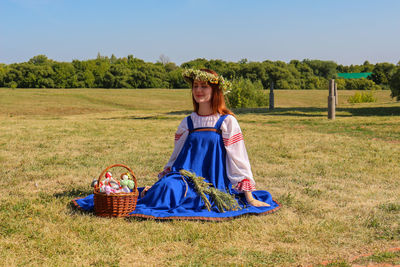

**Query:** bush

left=8, top=81, right=17, bottom=89
left=337, top=78, right=381, bottom=90
left=389, top=67, right=400, bottom=101
left=347, top=91, right=377, bottom=103
left=226, top=78, right=268, bottom=108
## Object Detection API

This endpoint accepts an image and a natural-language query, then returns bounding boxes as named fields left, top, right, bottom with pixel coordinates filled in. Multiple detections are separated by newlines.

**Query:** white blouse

left=164, top=112, right=255, bottom=187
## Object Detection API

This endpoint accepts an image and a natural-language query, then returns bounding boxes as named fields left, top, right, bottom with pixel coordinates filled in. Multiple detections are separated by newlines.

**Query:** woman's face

left=192, top=80, right=212, bottom=104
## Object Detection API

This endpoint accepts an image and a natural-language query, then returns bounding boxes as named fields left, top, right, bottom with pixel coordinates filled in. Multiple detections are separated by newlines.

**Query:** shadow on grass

left=52, top=187, right=95, bottom=216
left=99, top=110, right=192, bottom=120
left=232, top=106, right=400, bottom=117
left=54, top=187, right=92, bottom=199
left=167, top=110, right=193, bottom=115
left=99, top=106, right=399, bottom=120
left=99, top=114, right=184, bottom=120
left=234, top=107, right=327, bottom=117
left=339, top=106, right=400, bottom=116
left=168, top=108, right=328, bottom=117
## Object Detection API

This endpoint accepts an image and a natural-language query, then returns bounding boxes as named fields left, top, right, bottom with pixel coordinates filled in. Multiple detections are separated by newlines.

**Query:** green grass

left=0, top=88, right=399, bottom=266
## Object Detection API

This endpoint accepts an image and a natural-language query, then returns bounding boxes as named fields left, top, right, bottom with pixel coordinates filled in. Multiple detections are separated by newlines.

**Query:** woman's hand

left=244, top=191, right=270, bottom=207
left=140, top=186, right=151, bottom=198
left=158, top=167, right=171, bottom=179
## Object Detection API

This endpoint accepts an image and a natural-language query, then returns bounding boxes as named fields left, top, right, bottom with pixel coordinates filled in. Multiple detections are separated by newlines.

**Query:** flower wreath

left=182, top=69, right=232, bottom=95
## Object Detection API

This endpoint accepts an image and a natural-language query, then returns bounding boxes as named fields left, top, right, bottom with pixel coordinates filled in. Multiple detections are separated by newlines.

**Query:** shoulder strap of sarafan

left=214, top=114, right=228, bottom=130
left=187, top=115, right=194, bottom=131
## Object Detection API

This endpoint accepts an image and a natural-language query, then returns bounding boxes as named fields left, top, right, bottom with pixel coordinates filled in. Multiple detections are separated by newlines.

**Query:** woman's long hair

left=191, top=69, right=234, bottom=116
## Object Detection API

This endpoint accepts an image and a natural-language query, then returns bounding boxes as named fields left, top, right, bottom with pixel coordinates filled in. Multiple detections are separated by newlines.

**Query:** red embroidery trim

left=235, top=179, right=256, bottom=192
left=175, top=133, right=183, bottom=141
left=223, top=132, right=244, bottom=146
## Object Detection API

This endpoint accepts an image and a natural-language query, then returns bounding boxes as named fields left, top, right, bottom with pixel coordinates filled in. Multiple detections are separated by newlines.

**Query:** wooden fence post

left=334, top=82, right=338, bottom=106
left=328, top=79, right=336, bottom=119
left=269, top=81, right=274, bottom=110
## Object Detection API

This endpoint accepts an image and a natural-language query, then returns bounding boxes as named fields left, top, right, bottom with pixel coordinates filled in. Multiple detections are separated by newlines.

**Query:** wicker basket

left=94, top=164, right=139, bottom=217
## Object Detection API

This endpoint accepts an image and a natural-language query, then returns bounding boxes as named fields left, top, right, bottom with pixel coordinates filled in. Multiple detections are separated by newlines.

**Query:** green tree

left=108, top=64, right=131, bottom=88
left=303, top=59, right=337, bottom=79
left=29, top=55, right=51, bottom=65
left=0, top=64, right=5, bottom=87
left=267, top=64, right=300, bottom=89
left=166, top=68, right=186, bottom=88
left=369, top=62, right=396, bottom=87
left=51, top=62, right=76, bottom=88
left=361, top=60, right=374, bottom=72
left=71, top=60, right=96, bottom=88
left=389, top=67, right=400, bottom=100
left=181, top=58, right=209, bottom=69
left=3, top=65, right=23, bottom=88
left=2, top=54, right=398, bottom=91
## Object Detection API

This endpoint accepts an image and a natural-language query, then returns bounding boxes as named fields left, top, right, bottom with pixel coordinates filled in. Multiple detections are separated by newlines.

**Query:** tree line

left=0, top=54, right=399, bottom=98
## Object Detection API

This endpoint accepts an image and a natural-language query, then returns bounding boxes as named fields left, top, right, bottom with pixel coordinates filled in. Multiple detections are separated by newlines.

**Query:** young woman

left=73, top=69, right=280, bottom=220
left=129, top=69, right=280, bottom=220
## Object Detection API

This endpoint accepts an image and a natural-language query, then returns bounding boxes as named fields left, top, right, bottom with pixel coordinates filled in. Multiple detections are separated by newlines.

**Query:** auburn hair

left=191, top=69, right=234, bottom=116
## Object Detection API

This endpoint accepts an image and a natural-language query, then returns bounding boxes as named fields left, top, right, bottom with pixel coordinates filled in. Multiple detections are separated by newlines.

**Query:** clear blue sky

left=1, top=0, right=399, bottom=65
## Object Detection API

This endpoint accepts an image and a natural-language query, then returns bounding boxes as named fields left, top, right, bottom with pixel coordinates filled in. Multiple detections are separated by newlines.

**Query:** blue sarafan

left=73, top=115, right=281, bottom=221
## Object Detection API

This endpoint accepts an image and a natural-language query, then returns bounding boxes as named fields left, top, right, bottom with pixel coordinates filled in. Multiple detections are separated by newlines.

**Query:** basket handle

left=97, top=164, right=138, bottom=191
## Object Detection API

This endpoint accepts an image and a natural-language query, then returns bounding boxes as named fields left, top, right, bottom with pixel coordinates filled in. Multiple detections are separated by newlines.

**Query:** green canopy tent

left=337, top=72, right=372, bottom=79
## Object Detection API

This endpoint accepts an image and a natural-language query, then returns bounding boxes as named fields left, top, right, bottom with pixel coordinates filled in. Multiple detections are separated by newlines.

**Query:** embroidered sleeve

left=221, top=116, right=256, bottom=188
left=163, top=118, right=188, bottom=172
left=234, top=178, right=256, bottom=192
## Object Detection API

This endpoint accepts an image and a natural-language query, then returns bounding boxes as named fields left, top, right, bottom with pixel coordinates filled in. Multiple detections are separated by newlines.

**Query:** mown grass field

left=0, top=88, right=399, bottom=266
